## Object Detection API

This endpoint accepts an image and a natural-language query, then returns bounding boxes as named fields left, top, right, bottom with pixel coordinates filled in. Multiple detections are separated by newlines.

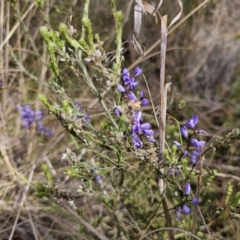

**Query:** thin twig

left=158, top=15, right=175, bottom=240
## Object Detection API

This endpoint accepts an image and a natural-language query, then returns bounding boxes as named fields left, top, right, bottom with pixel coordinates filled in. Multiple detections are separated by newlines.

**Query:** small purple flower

left=143, top=128, right=154, bottom=136
left=141, top=99, right=148, bottom=106
left=140, top=91, right=148, bottom=106
left=186, top=115, right=198, bottom=129
left=176, top=206, right=181, bottom=219
left=128, top=78, right=139, bottom=91
left=191, top=139, right=199, bottom=148
left=95, top=175, right=102, bottom=181
left=37, top=121, right=53, bottom=136
left=128, top=92, right=137, bottom=101
left=196, top=130, right=208, bottom=134
left=17, top=105, right=53, bottom=136
left=148, top=137, right=156, bottom=143
left=182, top=204, right=191, bottom=215
left=44, top=127, right=54, bottom=137
left=17, top=105, right=35, bottom=128
left=117, top=84, right=126, bottom=93
left=132, top=134, right=143, bottom=148
left=35, top=110, right=43, bottom=121
left=184, top=183, right=191, bottom=196
left=133, top=111, right=142, bottom=123
left=180, top=126, right=188, bottom=139
left=183, top=150, right=188, bottom=157
left=114, top=108, right=121, bottom=116
left=191, top=139, right=205, bottom=148
left=122, top=68, right=130, bottom=82
left=192, top=198, right=199, bottom=205
left=173, top=141, right=182, bottom=148
left=84, top=114, right=90, bottom=123
left=191, top=148, right=201, bottom=164
left=134, top=66, right=142, bottom=76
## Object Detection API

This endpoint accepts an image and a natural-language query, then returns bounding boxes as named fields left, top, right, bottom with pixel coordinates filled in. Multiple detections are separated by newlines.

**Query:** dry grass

left=0, top=0, right=240, bottom=239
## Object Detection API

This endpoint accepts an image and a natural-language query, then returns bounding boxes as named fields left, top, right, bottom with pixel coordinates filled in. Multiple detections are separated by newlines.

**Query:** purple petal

left=133, top=111, right=142, bottom=123
left=84, top=114, right=90, bottom=123
left=140, top=91, right=144, bottom=99
left=182, top=205, right=191, bottom=215
left=184, top=183, right=191, bottom=195
left=191, top=139, right=199, bottom=148
left=117, top=84, right=125, bottom=92
left=176, top=206, right=181, bottom=219
left=173, top=141, right=182, bottom=148
left=114, top=108, right=121, bottom=116
left=180, top=126, right=188, bottom=139
left=186, top=115, right=198, bottom=129
left=141, top=123, right=151, bottom=130
left=132, top=124, right=140, bottom=134
left=143, top=129, right=154, bottom=137
left=95, top=175, right=102, bottom=181
left=122, top=68, right=130, bottom=81
left=198, top=141, right=205, bottom=147
left=141, top=99, right=148, bottom=106
left=132, top=134, right=143, bottom=148
left=148, top=137, right=156, bottom=143
left=134, top=66, right=142, bottom=76
left=192, top=198, right=199, bottom=205
left=128, top=92, right=137, bottom=101
left=35, top=110, right=43, bottom=121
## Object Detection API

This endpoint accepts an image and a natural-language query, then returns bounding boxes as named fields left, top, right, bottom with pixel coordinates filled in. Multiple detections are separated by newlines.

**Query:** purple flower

left=184, top=183, right=191, bottom=195
left=180, top=126, right=188, bottom=139
left=173, top=141, right=182, bottom=148
left=37, top=121, right=53, bottom=136
left=95, top=175, right=102, bottom=181
left=191, top=139, right=205, bottom=148
left=117, top=84, right=126, bottom=93
left=132, top=121, right=154, bottom=138
left=186, top=115, right=198, bottom=129
left=176, top=206, right=181, bottom=219
left=35, top=110, right=43, bottom=121
left=114, top=108, right=121, bottom=116
left=143, top=129, right=154, bottom=137
left=182, top=204, right=191, bottom=215
left=192, top=198, right=199, bottom=205
left=128, top=92, right=137, bottom=101
left=84, top=114, right=90, bottom=123
left=183, top=150, right=188, bottom=157
left=17, top=105, right=53, bottom=136
left=134, top=66, right=142, bottom=76
left=140, top=91, right=148, bottom=106
left=121, top=68, right=141, bottom=91
left=141, top=99, right=148, bottom=106
left=191, top=148, right=201, bottom=164
left=128, top=78, right=139, bottom=91
left=17, top=105, right=35, bottom=128
left=132, top=134, right=143, bottom=148
left=133, top=111, right=142, bottom=123
left=122, top=68, right=130, bottom=82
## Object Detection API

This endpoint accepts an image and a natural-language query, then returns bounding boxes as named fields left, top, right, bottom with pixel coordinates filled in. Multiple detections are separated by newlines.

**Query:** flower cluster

left=17, top=105, right=53, bottom=136
left=172, top=115, right=207, bottom=218
left=176, top=183, right=199, bottom=218
left=116, top=67, right=155, bottom=148
left=173, top=115, right=208, bottom=164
